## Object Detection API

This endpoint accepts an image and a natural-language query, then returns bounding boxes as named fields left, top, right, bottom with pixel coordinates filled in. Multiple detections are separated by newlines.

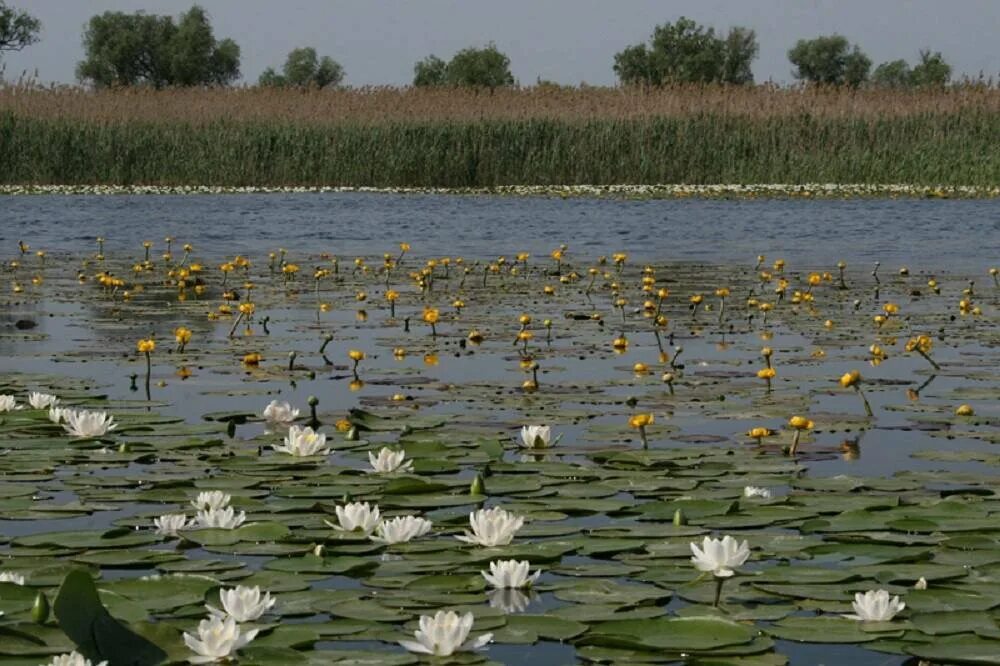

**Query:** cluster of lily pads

left=1, top=183, right=998, bottom=199
left=0, top=237, right=997, bottom=665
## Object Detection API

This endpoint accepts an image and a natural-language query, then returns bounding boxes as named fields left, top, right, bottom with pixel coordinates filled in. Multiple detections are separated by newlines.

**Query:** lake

left=1, top=192, right=997, bottom=666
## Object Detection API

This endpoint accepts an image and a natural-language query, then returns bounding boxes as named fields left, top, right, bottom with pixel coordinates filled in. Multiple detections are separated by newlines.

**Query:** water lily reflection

left=487, top=588, right=536, bottom=614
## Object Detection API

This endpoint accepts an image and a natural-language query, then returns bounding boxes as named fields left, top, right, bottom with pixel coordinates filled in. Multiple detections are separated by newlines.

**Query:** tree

left=722, top=27, right=758, bottom=85
left=612, top=44, right=656, bottom=86
left=872, top=59, right=912, bottom=88
left=445, top=44, right=514, bottom=88
left=258, top=47, right=344, bottom=88
left=413, top=55, right=447, bottom=87
left=258, top=67, right=282, bottom=87
left=412, top=44, right=513, bottom=88
left=911, top=49, right=951, bottom=87
left=0, top=1, right=40, bottom=56
left=613, top=17, right=758, bottom=85
left=843, top=47, right=872, bottom=88
left=872, top=50, right=951, bottom=88
left=168, top=6, right=239, bottom=86
left=76, top=5, right=240, bottom=88
left=788, top=35, right=870, bottom=87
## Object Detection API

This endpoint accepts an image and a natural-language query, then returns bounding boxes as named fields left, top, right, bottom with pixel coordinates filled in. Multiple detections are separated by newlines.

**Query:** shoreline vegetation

left=2, top=184, right=997, bottom=199
left=1, top=84, right=998, bottom=190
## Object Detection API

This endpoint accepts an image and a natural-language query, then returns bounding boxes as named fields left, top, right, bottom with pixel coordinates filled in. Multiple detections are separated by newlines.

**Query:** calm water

left=1, top=193, right=997, bottom=666
left=2, top=193, right=998, bottom=267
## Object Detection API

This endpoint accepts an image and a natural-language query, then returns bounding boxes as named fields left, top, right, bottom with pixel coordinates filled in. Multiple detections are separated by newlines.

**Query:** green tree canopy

left=412, top=43, right=514, bottom=88
left=413, top=55, right=447, bottom=87
left=0, top=1, right=40, bottom=56
left=872, top=50, right=951, bottom=88
left=872, top=59, right=912, bottom=88
left=613, top=17, right=758, bottom=85
left=910, top=49, right=951, bottom=87
left=76, top=5, right=240, bottom=88
left=788, top=35, right=871, bottom=87
left=259, top=47, right=344, bottom=88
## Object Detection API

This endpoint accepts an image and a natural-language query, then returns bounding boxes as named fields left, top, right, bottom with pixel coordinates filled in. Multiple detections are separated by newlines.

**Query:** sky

left=3, top=0, right=999, bottom=86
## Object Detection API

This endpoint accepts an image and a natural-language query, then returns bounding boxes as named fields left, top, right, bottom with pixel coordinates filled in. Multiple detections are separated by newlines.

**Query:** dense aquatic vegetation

left=1, top=237, right=998, bottom=665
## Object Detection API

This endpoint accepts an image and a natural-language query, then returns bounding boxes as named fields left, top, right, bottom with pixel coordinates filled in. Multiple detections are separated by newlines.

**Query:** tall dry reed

left=0, top=84, right=997, bottom=186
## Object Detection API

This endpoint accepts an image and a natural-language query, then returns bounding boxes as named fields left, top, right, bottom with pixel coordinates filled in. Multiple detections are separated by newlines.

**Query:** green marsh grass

left=1, top=84, right=997, bottom=187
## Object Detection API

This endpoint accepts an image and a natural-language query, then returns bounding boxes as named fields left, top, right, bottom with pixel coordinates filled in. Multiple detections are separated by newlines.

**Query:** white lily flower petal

left=370, top=516, right=432, bottom=544
left=367, top=447, right=413, bottom=473
left=154, top=514, right=190, bottom=537
left=481, top=559, right=541, bottom=589
left=519, top=425, right=552, bottom=449
left=845, top=589, right=905, bottom=621
left=45, top=651, right=108, bottom=666
left=195, top=506, right=246, bottom=530
left=191, top=491, right=231, bottom=511
left=0, top=395, right=23, bottom=412
left=28, top=391, right=59, bottom=409
left=63, top=409, right=117, bottom=438
left=456, top=506, right=524, bottom=547
left=183, top=615, right=258, bottom=664
left=328, top=502, right=382, bottom=535
left=0, top=571, right=26, bottom=585
left=690, top=535, right=750, bottom=578
left=399, top=610, right=491, bottom=656
left=207, top=585, right=276, bottom=622
left=274, top=425, right=329, bottom=457
left=262, top=400, right=300, bottom=424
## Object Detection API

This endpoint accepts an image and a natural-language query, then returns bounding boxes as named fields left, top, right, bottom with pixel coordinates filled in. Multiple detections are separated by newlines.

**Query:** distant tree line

left=0, top=3, right=968, bottom=90
left=413, top=44, right=514, bottom=89
left=259, top=47, right=343, bottom=88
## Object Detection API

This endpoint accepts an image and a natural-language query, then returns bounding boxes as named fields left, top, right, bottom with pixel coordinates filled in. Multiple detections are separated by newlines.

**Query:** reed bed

left=1, top=84, right=998, bottom=187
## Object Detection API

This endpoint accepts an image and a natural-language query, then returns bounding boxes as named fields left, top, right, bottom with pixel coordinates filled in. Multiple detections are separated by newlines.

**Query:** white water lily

left=743, top=486, right=772, bottom=499
left=191, top=491, right=231, bottom=512
left=63, top=409, right=117, bottom=438
left=690, top=535, right=751, bottom=578
left=481, top=559, right=541, bottom=589
left=398, top=610, right=493, bottom=657
left=154, top=514, right=190, bottom=536
left=456, top=506, right=524, bottom=547
left=0, top=571, right=25, bottom=585
left=273, top=425, right=329, bottom=457
left=28, top=391, right=59, bottom=409
left=46, top=652, right=108, bottom=666
left=262, top=399, right=299, bottom=424
left=183, top=615, right=258, bottom=664
left=370, top=515, right=433, bottom=544
left=195, top=506, right=246, bottom=530
left=325, top=501, right=382, bottom=535
left=519, top=425, right=553, bottom=449
left=914, top=577, right=928, bottom=590
left=487, top=588, right=534, bottom=613
left=48, top=406, right=71, bottom=423
left=845, top=589, right=906, bottom=621
left=206, top=585, right=276, bottom=622
left=0, top=395, right=23, bottom=411
left=367, top=447, right=413, bottom=474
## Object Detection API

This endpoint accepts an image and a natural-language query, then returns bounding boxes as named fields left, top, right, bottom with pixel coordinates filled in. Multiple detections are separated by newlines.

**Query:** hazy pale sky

left=3, top=0, right=999, bottom=86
